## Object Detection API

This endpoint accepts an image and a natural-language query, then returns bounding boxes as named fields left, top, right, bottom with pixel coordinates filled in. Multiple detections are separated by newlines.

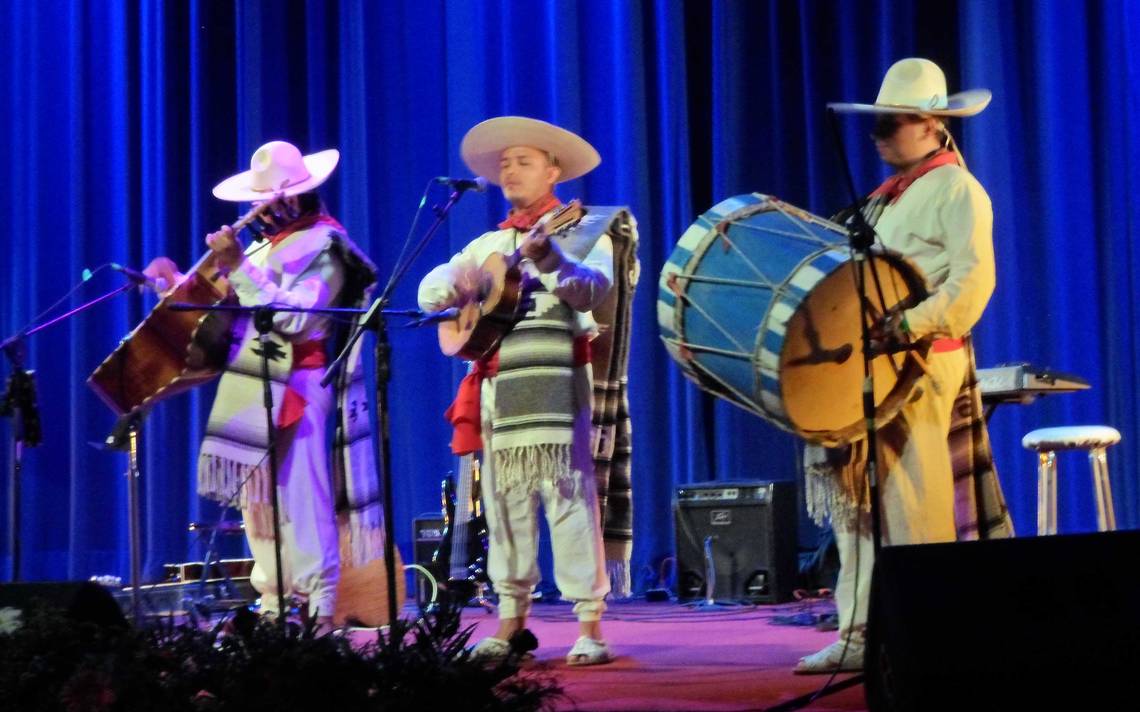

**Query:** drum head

left=778, top=253, right=928, bottom=446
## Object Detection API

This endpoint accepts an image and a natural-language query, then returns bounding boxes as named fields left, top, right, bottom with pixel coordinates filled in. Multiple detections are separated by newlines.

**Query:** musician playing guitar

left=142, top=141, right=381, bottom=634
left=418, top=117, right=616, bottom=666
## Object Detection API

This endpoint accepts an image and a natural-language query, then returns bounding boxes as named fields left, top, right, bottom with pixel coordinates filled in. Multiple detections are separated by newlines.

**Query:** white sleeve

left=904, top=177, right=995, bottom=338
left=417, top=239, right=483, bottom=312
left=537, top=233, right=614, bottom=312
left=228, top=248, right=345, bottom=337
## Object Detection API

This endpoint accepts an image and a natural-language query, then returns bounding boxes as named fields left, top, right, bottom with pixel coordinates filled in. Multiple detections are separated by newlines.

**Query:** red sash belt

left=292, top=339, right=328, bottom=369
left=446, top=334, right=592, bottom=456
left=931, top=338, right=964, bottom=353
left=276, top=339, right=327, bottom=429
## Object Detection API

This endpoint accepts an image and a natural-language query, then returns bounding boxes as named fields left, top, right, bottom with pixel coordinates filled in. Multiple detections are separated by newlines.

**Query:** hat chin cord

left=941, top=124, right=968, bottom=171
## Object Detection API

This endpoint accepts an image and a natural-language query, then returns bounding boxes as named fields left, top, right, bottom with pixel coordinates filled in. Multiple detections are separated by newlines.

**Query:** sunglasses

left=870, top=113, right=927, bottom=140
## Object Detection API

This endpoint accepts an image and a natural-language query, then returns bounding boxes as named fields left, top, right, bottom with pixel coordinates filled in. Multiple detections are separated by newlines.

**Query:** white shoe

left=566, top=636, right=613, bottom=666
left=793, top=638, right=864, bottom=674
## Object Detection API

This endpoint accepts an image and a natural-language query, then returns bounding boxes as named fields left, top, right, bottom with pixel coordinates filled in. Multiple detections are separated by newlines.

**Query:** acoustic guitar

left=86, top=198, right=287, bottom=416
left=437, top=200, right=586, bottom=361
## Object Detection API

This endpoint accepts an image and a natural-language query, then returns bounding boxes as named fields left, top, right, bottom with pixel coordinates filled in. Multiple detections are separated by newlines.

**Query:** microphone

left=408, top=306, right=461, bottom=327
left=433, top=176, right=489, bottom=193
left=110, top=263, right=158, bottom=289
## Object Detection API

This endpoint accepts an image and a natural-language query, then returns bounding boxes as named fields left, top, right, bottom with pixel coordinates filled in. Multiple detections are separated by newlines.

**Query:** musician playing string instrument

left=418, top=117, right=620, bottom=666
left=144, top=141, right=380, bottom=633
left=795, top=59, right=1013, bottom=674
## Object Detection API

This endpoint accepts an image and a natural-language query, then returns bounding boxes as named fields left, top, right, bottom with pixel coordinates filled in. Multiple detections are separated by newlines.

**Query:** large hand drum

left=658, top=194, right=928, bottom=447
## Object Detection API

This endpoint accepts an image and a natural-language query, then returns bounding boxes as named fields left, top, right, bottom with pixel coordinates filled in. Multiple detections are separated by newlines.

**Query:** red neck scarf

left=870, top=149, right=959, bottom=204
left=498, top=193, right=561, bottom=231
left=269, top=214, right=346, bottom=246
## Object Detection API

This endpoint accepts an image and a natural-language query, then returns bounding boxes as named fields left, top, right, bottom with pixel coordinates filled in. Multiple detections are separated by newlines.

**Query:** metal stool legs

left=1036, top=451, right=1057, bottom=536
left=1089, top=447, right=1117, bottom=531
left=1035, top=447, right=1117, bottom=535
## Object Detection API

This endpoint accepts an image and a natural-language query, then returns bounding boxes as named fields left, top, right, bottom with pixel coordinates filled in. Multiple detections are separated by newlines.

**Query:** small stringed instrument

left=438, top=200, right=586, bottom=361
left=425, top=474, right=456, bottom=604
left=426, top=454, right=491, bottom=608
left=446, top=453, right=490, bottom=591
left=87, top=197, right=288, bottom=416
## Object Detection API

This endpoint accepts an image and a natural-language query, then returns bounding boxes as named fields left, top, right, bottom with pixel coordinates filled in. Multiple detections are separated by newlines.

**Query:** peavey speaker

left=865, top=530, right=1140, bottom=711
left=674, top=480, right=796, bottom=603
left=412, top=514, right=445, bottom=603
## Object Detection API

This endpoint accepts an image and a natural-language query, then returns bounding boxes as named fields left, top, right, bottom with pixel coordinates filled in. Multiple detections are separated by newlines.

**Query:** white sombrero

left=829, top=58, right=991, bottom=117
left=212, top=141, right=340, bottom=202
left=460, top=116, right=601, bottom=186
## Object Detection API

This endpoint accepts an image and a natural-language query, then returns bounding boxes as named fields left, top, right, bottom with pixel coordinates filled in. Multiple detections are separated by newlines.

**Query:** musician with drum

left=795, top=58, right=1012, bottom=673
left=418, top=117, right=627, bottom=666
left=139, top=141, right=380, bottom=633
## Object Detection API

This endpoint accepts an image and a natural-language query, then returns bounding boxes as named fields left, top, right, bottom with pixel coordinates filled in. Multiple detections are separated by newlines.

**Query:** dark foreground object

left=0, top=594, right=560, bottom=712
left=867, top=530, right=1140, bottom=711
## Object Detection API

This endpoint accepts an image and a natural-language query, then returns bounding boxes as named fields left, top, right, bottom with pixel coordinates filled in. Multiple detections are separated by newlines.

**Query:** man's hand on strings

left=518, top=229, right=553, bottom=263
left=453, top=261, right=494, bottom=305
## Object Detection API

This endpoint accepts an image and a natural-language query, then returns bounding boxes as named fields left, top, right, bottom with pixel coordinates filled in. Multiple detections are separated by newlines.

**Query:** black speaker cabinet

left=674, top=480, right=797, bottom=603
left=866, top=530, right=1140, bottom=711
left=0, top=581, right=126, bottom=627
left=0, top=581, right=91, bottom=610
left=412, top=514, right=445, bottom=603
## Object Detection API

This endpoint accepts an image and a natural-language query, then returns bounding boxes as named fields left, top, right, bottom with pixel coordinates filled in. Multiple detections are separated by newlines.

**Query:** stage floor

left=455, top=599, right=867, bottom=712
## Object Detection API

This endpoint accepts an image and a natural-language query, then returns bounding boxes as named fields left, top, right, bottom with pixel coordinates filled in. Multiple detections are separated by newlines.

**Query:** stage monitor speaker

left=0, top=581, right=126, bottom=627
left=674, top=480, right=797, bottom=603
left=412, top=514, right=445, bottom=604
left=866, top=530, right=1140, bottom=711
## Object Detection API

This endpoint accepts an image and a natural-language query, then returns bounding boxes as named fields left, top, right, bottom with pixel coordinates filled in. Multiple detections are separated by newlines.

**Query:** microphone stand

left=322, top=185, right=473, bottom=628
left=767, top=110, right=888, bottom=712
left=170, top=302, right=292, bottom=627
left=1, top=280, right=135, bottom=582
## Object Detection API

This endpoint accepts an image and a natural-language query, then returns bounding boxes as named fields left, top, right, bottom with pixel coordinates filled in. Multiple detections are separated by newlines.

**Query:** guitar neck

left=448, top=453, right=477, bottom=580
left=188, top=199, right=281, bottom=281
left=511, top=199, right=585, bottom=262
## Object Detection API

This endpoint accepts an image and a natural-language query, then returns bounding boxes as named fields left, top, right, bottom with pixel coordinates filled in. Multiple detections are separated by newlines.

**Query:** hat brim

left=460, top=117, right=601, bottom=186
left=828, top=89, right=992, bottom=117
left=212, top=148, right=341, bottom=202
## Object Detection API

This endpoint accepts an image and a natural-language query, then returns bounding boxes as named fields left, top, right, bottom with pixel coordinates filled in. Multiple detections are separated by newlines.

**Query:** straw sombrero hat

left=213, top=141, right=340, bottom=202
left=460, top=116, right=600, bottom=186
left=829, top=58, right=991, bottom=117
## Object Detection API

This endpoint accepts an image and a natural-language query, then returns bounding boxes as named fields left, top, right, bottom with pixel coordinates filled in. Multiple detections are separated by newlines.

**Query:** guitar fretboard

left=448, top=453, right=477, bottom=580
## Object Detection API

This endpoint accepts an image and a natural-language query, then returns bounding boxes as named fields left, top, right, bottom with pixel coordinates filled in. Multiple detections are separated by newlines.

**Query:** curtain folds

left=1, top=0, right=1135, bottom=586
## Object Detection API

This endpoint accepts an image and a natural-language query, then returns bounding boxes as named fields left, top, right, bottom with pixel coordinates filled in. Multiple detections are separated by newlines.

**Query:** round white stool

left=1021, top=425, right=1121, bottom=535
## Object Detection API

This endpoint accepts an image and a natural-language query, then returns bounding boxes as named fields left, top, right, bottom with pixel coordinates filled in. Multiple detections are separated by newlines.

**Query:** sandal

left=793, top=638, right=864, bottom=674
left=566, top=636, right=614, bottom=666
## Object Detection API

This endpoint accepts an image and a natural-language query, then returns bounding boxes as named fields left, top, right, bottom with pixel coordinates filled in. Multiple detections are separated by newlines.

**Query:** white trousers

left=833, top=348, right=967, bottom=640
left=242, top=367, right=339, bottom=617
left=480, top=370, right=610, bottom=622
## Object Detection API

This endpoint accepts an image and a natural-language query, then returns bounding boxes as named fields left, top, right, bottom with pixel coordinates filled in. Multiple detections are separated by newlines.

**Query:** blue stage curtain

left=1, top=0, right=1136, bottom=587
